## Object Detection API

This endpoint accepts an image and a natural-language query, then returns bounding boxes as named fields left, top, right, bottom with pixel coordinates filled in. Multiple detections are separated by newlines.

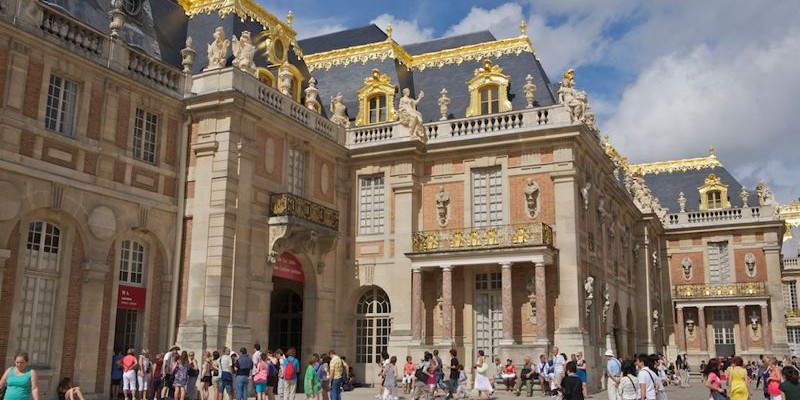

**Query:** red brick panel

left=313, top=155, right=335, bottom=203
left=84, top=152, right=98, bottom=175
left=60, top=232, right=84, bottom=379
left=509, top=174, right=555, bottom=226
left=163, top=176, right=176, bottom=198
left=95, top=243, right=116, bottom=393
left=165, top=118, right=178, bottom=167
left=185, top=181, right=195, bottom=199
left=0, top=223, right=21, bottom=359
left=113, top=160, right=126, bottom=183
left=41, top=138, right=78, bottom=169
left=130, top=167, right=159, bottom=192
left=421, top=181, right=464, bottom=230
left=668, top=252, right=705, bottom=285
left=19, top=131, right=35, bottom=157
left=22, top=61, right=43, bottom=119
left=254, top=128, right=284, bottom=184
left=0, top=48, right=8, bottom=108
left=86, top=84, right=105, bottom=140
left=188, top=122, right=198, bottom=167
left=734, top=248, right=767, bottom=282
left=115, top=94, right=130, bottom=150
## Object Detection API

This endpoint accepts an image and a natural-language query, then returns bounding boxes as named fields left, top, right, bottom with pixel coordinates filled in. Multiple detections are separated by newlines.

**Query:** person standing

left=447, top=350, right=460, bottom=400
left=218, top=348, right=234, bottom=400
left=329, top=350, right=344, bottom=400
left=120, top=349, right=139, bottom=400
left=201, top=352, right=213, bottom=400
left=162, top=347, right=180, bottom=400
left=383, top=356, right=398, bottom=400
left=139, top=350, right=152, bottom=400
left=636, top=354, right=657, bottom=400
left=234, top=348, right=253, bottom=400
left=282, top=348, right=300, bottom=400
left=703, top=359, right=724, bottom=400
left=575, top=353, right=587, bottom=397
left=303, top=355, right=320, bottom=400
left=560, top=361, right=584, bottom=400
left=317, top=355, right=330, bottom=400
left=552, top=348, right=566, bottom=395
left=0, top=352, right=40, bottom=400
left=187, top=352, right=200, bottom=400
left=112, top=349, right=124, bottom=400
left=780, top=365, right=800, bottom=400
left=253, top=353, right=269, bottom=400
left=473, top=350, right=493, bottom=398
left=173, top=352, right=190, bottom=400
left=605, top=350, right=621, bottom=400
left=514, top=356, right=535, bottom=397
left=615, top=361, right=639, bottom=400
left=728, top=356, right=749, bottom=400
left=433, top=350, right=445, bottom=396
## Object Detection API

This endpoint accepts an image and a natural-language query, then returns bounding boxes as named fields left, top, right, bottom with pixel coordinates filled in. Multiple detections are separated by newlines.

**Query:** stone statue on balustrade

left=278, top=62, right=293, bottom=96
left=329, top=92, right=350, bottom=128
left=305, top=77, right=320, bottom=112
left=558, top=69, right=588, bottom=123
left=231, top=31, right=256, bottom=75
left=438, top=88, right=450, bottom=120
left=523, top=74, right=537, bottom=108
left=206, top=27, right=229, bottom=71
left=398, top=88, right=426, bottom=141
left=677, top=191, right=686, bottom=212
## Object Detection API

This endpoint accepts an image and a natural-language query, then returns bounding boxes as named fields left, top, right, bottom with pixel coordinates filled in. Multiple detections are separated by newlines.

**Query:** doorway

left=268, top=283, right=303, bottom=353
left=474, top=271, right=503, bottom=361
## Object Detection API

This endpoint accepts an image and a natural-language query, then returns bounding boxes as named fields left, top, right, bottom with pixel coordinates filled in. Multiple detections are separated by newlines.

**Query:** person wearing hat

left=605, top=350, right=621, bottom=400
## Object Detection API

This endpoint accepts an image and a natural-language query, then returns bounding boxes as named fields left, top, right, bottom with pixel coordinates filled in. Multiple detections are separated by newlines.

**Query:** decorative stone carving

left=651, top=251, right=659, bottom=269
left=526, top=272, right=537, bottom=323
left=438, top=88, right=450, bottom=120
left=627, top=172, right=667, bottom=217
left=524, top=179, right=540, bottom=218
left=523, top=74, right=537, bottom=108
left=0, top=181, right=21, bottom=221
left=88, top=206, right=117, bottom=240
left=558, top=69, right=587, bottom=123
left=602, top=284, right=610, bottom=323
left=652, top=309, right=660, bottom=330
left=278, top=62, right=293, bottom=96
left=580, top=182, right=591, bottom=210
left=206, top=27, right=230, bottom=71
left=681, top=257, right=693, bottom=281
left=398, top=88, right=425, bottom=141
left=232, top=31, right=257, bottom=74
left=757, top=181, right=777, bottom=206
left=584, top=276, right=594, bottom=316
left=745, top=253, right=757, bottom=277
left=678, top=191, right=686, bottom=213
left=749, top=311, right=762, bottom=341
left=435, top=186, right=450, bottom=227
left=180, top=36, right=196, bottom=73
left=329, top=92, right=350, bottom=127
left=304, top=77, right=320, bottom=112
left=435, top=285, right=443, bottom=321
left=740, top=186, right=749, bottom=207
left=108, top=0, right=126, bottom=39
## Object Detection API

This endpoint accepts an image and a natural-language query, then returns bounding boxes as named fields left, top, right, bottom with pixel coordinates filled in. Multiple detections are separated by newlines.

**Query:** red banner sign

left=118, top=285, right=146, bottom=310
left=273, top=252, right=305, bottom=282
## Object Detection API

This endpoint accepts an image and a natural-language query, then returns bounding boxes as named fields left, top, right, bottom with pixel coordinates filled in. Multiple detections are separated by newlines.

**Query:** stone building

left=780, top=201, right=800, bottom=354
left=0, top=0, right=788, bottom=398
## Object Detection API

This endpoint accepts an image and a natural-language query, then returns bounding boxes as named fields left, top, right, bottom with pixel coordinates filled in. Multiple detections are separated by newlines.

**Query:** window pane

left=472, top=167, right=502, bottom=227
left=133, top=109, right=159, bottom=164
left=359, top=175, right=384, bottom=235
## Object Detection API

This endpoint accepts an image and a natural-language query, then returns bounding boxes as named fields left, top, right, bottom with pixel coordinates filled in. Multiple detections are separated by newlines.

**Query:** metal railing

left=411, top=223, right=553, bottom=253
left=672, top=282, right=767, bottom=299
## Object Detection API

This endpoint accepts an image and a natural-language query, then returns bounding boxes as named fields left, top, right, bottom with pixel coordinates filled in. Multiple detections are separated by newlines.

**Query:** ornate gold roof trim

left=602, top=135, right=629, bottom=171
left=304, top=35, right=536, bottom=72
left=179, top=0, right=300, bottom=51
left=781, top=199, right=800, bottom=227
left=631, top=155, right=722, bottom=175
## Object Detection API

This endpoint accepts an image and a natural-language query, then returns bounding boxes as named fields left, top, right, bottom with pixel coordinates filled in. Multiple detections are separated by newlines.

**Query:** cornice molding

left=631, top=155, right=722, bottom=175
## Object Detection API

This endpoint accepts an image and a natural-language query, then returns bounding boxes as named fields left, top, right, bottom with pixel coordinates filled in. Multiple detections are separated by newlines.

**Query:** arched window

left=355, top=286, right=391, bottom=364
left=115, top=239, right=147, bottom=351
left=356, top=69, right=397, bottom=126
left=479, top=85, right=500, bottom=115
left=466, top=60, right=512, bottom=117
left=698, top=173, right=730, bottom=210
left=367, top=94, right=388, bottom=124
left=119, top=240, right=145, bottom=285
left=19, top=221, right=62, bottom=366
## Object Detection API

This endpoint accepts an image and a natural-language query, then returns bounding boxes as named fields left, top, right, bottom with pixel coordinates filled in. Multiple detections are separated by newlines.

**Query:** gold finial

left=520, top=20, right=527, bottom=36
left=386, top=23, right=393, bottom=39
left=286, top=10, right=294, bottom=27
left=709, top=144, right=715, bottom=157
left=603, top=134, right=609, bottom=145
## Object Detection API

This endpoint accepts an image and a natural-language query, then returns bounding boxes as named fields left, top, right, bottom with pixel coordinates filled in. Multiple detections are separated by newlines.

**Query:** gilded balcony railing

left=269, top=193, right=339, bottom=231
left=786, top=308, right=800, bottom=318
left=672, top=282, right=767, bottom=299
left=411, top=223, right=553, bottom=253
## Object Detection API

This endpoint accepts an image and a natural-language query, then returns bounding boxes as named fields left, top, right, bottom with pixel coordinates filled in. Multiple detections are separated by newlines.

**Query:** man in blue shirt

left=111, top=349, right=123, bottom=400
left=282, top=348, right=301, bottom=400
left=605, top=350, right=622, bottom=400
left=234, top=348, right=253, bottom=400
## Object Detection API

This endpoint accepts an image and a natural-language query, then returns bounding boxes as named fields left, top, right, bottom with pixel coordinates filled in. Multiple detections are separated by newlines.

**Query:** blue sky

left=258, top=0, right=800, bottom=203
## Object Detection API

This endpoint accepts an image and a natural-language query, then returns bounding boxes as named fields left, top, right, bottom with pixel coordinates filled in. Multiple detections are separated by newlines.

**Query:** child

left=456, top=365, right=469, bottom=399
left=58, top=378, right=86, bottom=400
left=403, top=356, right=416, bottom=394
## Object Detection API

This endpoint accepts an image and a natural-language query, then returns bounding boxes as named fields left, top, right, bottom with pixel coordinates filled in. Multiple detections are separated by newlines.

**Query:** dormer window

left=698, top=173, right=731, bottom=210
left=356, top=69, right=397, bottom=126
left=466, top=60, right=512, bottom=117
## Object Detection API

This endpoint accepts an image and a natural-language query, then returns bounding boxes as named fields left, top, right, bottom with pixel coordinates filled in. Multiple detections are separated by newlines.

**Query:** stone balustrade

left=411, top=222, right=554, bottom=253
left=192, top=68, right=346, bottom=143
left=672, top=281, right=767, bottom=299
left=666, top=206, right=777, bottom=228
left=40, top=7, right=104, bottom=56
left=127, top=50, right=181, bottom=92
left=784, top=258, right=800, bottom=269
left=269, top=193, right=339, bottom=231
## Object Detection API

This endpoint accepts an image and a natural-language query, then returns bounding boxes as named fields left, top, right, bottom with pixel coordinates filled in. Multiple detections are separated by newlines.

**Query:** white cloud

left=370, top=13, right=434, bottom=45
left=293, top=18, right=348, bottom=40
left=444, top=3, right=524, bottom=39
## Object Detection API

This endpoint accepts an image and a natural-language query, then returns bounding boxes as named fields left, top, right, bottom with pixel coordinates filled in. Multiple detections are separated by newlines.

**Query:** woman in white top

left=636, top=354, right=658, bottom=400
left=616, top=360, right=640, bottom=400
left=473, top=350, right=493, bottom=397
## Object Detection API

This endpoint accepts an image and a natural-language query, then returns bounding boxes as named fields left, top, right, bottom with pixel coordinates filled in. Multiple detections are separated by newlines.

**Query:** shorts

left=255, top=381, right=267, bottom=393
left=402, top=374, right=413, bottom=384
left=138, top=373, right=150, bottom=390
left=123, top=370, right=138, bottom=391
left=163, top=374, right=174, bottom=388
left=112, top=378, right=122, bottom=386
left=201, top=376, right=213, bottom=384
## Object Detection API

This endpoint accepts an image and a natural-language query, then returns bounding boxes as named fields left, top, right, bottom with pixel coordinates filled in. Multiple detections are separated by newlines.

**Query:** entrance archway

left=269, top=252, right=305, bottom=353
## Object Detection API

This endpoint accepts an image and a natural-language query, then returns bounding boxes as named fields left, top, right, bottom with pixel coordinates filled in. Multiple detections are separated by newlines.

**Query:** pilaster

left=441, top=265, right=453, bottom=346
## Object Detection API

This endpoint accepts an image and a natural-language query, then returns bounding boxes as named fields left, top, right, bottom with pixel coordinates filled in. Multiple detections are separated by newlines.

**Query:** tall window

left=706, top=190, right=723, bottom=209
left=45, top=75, right=78, bottom=136
left=355, top=286, right=391, bottom=364
left=367, top=95, right=387, bottom=124
left=119, top=240, right=145, bottom=285
left=788, top=327, right=800, bottom=344
left=479, top=85, right=499, bottom=115
left=359, top=175, right=384, bottom=235
left=707, top=241, right=731, bottom=283
left=472, top=167, right=503, bottom=227
left=475, top=272, right=502, bottom=291
left=784, top=281, right=798, bottom=310
left=19, top=221, right=62, bottom=366
left=287, top=146, right=306, bottom=196
left=133, top=109, right=159, bottom=164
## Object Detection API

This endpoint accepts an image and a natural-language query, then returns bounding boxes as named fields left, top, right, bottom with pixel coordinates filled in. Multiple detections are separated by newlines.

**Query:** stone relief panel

left=524, top=179, right=540, bottom=219
left=435, top=187, right=450, bottom=227
left=744, top=253, right=757, bottom=278
left=681, top=257, right=693, bottom=281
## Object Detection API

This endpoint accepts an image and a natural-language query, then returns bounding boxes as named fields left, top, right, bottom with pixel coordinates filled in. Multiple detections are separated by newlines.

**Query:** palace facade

left=0, top=0, right=792, bottom=398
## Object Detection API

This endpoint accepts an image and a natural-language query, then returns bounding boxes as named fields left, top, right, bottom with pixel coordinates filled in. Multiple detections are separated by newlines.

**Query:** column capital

left=761, top=305, right=769, bottom=309
left=441, top=265, right=453, bottom=271
left=738, top=305, right=746, bottom=310
left=698, top=306, right=705, bottom=310
left=534, top=261, right=545, bottom=267
left=412, top=268, right=422, bottom=274
left=500, top=262, right=513, bottom=268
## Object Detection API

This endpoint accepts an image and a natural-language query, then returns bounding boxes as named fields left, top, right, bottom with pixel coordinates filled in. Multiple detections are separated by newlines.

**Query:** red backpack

left=284, top=357, right=296, bottom=380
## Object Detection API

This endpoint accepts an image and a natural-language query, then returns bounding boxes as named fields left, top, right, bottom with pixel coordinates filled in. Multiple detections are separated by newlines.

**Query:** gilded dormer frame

left=256, top=67, right=275, bottom=87
left=275, top=62, right=305, bottom=102
left=356, top=69, right=398, bottom=126
left=466, top=59, right=512, bottom=117
left=698, top=173, right=731, bottom=210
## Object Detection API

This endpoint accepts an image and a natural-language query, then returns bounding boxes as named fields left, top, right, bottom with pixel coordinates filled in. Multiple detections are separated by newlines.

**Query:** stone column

left=697, top=306, right=707, bottom=352
left=738, top=306, right=749, bottom=352
left=441, top=265, right=453, bottom=345
left=675, top=307, right=686, bottom=353
left=761, top=305, right=772, bottom=349
left=535, top=262, right=549, bottom=344
left=411, top=268, right=423, bottom=342
left=500, top=262, right=514, bottom=344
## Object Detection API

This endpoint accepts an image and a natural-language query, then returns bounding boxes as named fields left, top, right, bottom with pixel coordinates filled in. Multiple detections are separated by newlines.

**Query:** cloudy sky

left=259, top=0, right=800, bottom=203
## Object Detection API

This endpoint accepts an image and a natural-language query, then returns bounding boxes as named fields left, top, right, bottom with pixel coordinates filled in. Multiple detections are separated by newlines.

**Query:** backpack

left=316, top=364, right=327, bottom=382
left=284, top=357, right=296, bottom=380
left=143, top=358, right=152, bottom=374
left=415, top=366, right=428, bottom=382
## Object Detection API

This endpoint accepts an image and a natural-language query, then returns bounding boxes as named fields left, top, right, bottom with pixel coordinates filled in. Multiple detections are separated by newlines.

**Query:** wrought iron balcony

left=672, top=282, right=767, bottom=299
left=269, top=193, right=339, bottom=231
left=411, top=223, right=553, bottom=253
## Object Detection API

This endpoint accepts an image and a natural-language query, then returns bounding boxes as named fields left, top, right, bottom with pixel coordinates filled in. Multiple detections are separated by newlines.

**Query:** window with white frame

left=784, top=281, right=798, bottom=309
left=119, top=240, right=145, bottom=285
left=475, top=272, right=502, bottom=291
left=287, top=146, right=306, bottom=196
left=133, top=108, right=159, bottom=164
left=18, top=221, right=62, bottom=366
left=472, top=167, right=503, bottom=227
left=707, top=241, right=731, bottom=283
left=788, top=327, right=800, bottom=344
left=713, top=324, right=735, bottom=344
left=359, top=175, right=384, bottom=235
left=45, top=74, right=78, bottom=136
left=355, top=286, right=391, bottom=364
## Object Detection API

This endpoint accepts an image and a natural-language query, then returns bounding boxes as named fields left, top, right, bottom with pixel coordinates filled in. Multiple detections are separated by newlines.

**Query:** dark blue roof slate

left=641, top=165, right=756, bottom=213
left=299, top=25, right=387, bottom=54
left=404, top=31, right=497, bottom=54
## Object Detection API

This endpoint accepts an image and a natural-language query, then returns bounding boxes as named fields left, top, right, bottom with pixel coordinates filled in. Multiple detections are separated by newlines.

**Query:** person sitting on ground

left=58, top=378, right=86, bottom=400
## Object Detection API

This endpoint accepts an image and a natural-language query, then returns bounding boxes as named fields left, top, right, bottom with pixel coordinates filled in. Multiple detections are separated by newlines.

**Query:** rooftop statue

left=305, top=77, right=320, bottom=112
left=523, top=74, right=536, bottom=108
left=438, top=88, right=450, bottom=121
left=231, top=31, right=256, bottom=75
left=206, top=27, right=229, bottom=71
left=558, top=69, right=588, bottom=124
left=398, top=88, right=425, bottom=141
left=330, top=92, right=350, bottom=128
left=278, top=62, right=293, bottom=96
